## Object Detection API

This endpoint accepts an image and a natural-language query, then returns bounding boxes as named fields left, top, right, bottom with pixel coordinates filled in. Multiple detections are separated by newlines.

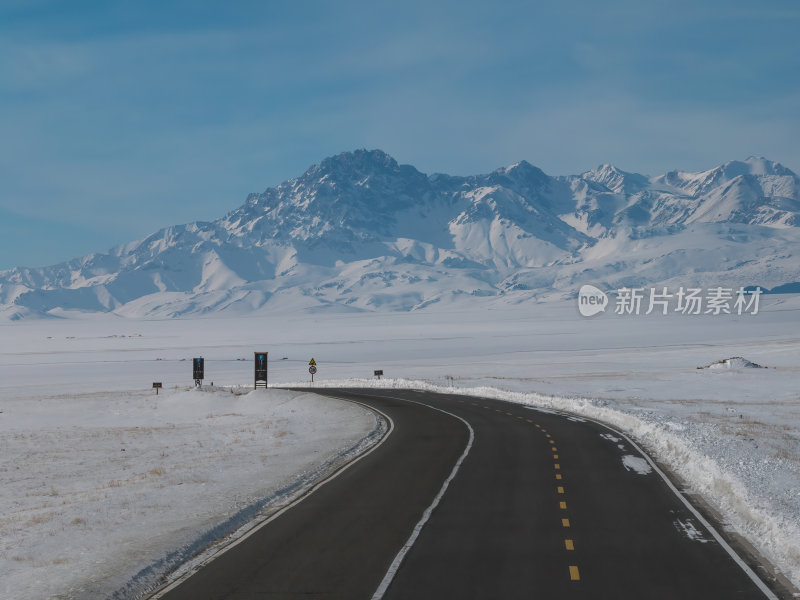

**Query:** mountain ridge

left=2, top=149, right=799, bottom=319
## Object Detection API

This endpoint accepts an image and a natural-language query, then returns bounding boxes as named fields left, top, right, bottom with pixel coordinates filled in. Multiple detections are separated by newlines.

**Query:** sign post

left=193, top=358, right=204, bottom=387
left=254, top=352, right=268, bottom=389
left=309, top=358, right=317, bottom=383
left=374, top=370, right=384, bottom=379
left=152, top=382, right=163, bottom=395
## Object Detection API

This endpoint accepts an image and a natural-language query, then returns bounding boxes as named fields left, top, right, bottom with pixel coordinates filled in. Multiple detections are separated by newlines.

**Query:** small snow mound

left=698, top=356, right=766, bottom=370
left=674, top=518, right=711, bottom=543
left=622, top=455, right=653, bottom=475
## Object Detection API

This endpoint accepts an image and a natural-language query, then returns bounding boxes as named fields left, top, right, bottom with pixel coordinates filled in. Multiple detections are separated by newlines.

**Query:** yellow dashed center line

left=491, top=405, right=578, bottom=582
left=534, top=438, right=575, bottom=582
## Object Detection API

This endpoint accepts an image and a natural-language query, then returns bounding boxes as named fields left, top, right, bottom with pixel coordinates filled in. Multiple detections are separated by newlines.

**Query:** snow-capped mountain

left=2, top=150, right=799, bottom=318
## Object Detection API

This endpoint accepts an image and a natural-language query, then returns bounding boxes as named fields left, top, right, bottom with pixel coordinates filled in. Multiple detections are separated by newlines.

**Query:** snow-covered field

left=0, top=387, right=380, bottom=599
left=1, top=294, right=799, bottom=597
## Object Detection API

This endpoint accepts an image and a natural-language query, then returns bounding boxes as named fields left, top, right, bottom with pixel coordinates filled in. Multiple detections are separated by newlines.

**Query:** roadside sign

left=152, top=382, right=162, bottom=395
left=374, top=370, right=384, bottom=379
left=193, top=358, right=204, bottom=386
left=309, top=362, right=318, bottom=383
left=254, top=352, right=268, bottom=389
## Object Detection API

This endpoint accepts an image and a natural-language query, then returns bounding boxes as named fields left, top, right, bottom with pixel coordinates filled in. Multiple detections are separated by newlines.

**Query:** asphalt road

left=154, top=388, right=778, bottom=600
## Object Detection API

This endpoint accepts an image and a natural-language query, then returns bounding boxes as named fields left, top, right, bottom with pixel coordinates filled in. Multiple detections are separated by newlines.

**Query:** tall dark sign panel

left=254, top=352, right=268, bottom=389
left=193, top=357, right=204, bottom=387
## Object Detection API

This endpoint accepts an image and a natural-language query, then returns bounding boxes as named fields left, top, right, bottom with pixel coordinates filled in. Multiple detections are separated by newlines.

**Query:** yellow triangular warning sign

left=309, top=358, right=316, bottom=366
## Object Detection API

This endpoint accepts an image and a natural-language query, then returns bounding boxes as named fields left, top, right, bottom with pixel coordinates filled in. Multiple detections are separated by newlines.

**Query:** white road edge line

left=609, top=422, right=778, bottom=600
left=149, top=397, right=394, bottom=600
left=371, top=395, right=476, bottom=600
left=528, top=406, right=779, bottom=600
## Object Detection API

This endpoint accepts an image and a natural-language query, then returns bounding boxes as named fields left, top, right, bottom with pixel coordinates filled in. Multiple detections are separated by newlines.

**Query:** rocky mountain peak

left=1, top=151, right=798, bottom=318
left=582, top=164, right=649, bottom=194
left=314, top=149, right=400, bottom=179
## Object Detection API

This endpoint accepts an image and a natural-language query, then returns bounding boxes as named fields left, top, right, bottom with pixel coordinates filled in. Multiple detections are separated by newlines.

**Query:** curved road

left=153, top=388, right=781, bottom=599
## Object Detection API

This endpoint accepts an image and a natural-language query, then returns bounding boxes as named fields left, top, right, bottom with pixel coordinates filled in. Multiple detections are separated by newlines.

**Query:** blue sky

left=1, top=0, right=799, bottom=269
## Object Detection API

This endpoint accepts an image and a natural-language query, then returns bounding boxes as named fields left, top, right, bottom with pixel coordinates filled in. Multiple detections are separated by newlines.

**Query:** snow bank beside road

left=289, top=377, right=800, bottom=590
left=0, top=387, right=379, bottom=600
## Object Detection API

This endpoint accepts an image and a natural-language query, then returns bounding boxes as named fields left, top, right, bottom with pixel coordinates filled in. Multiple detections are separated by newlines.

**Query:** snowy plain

left=1, top=293, right=799, bottom=597
left=0, top=387, right=380, bottom=599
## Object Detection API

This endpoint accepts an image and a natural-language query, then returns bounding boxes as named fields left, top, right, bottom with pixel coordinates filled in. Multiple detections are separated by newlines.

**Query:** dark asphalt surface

left=155, top=388, right=776, bottom=600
